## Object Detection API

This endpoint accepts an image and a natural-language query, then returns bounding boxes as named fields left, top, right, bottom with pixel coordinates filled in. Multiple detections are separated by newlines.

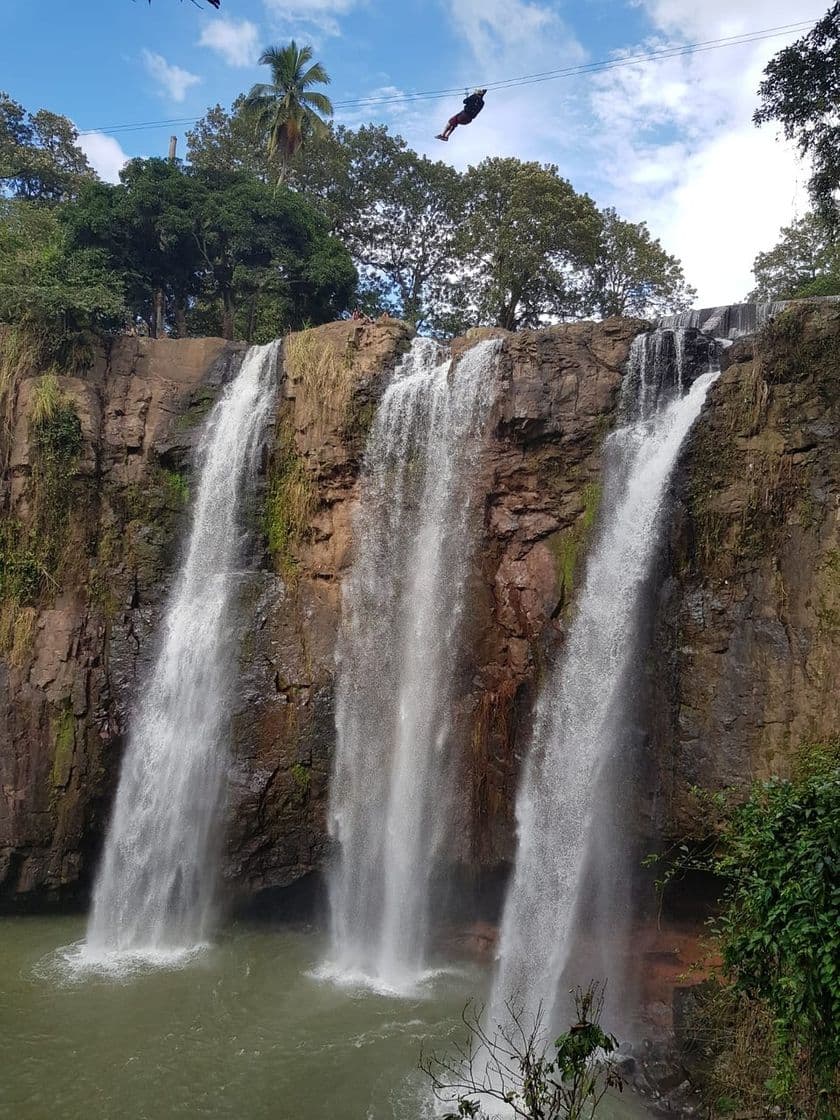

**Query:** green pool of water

left=0, top=916, right=651, bottom=1119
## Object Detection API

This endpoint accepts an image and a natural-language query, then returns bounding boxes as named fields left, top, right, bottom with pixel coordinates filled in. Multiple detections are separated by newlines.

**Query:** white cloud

left=77, top=132, right=129, bottom=184
left=198, top=18, right=259, bottom=67
left=262, top=0, right=361, bottom=37
left=141, top=49, right=201, bottom=103
left=632, top=0, right=819, bottom=39
left=448, top=0, right=584, bottom=69
left=582, top=5, right=826, bottom=304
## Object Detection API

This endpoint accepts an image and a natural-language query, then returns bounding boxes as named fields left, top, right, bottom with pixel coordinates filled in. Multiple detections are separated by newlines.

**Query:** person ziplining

left=435, top=88, right=487, bottom=141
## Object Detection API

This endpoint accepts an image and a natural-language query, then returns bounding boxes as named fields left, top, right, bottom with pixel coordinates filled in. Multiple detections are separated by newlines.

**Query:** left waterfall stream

left=83, top=341, right=280, bottom=968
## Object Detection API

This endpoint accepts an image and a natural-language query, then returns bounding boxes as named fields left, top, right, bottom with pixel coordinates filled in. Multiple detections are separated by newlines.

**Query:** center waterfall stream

left=0, top=328, right=711, bottom=1120
left=326, top=337, right=501, bottom=993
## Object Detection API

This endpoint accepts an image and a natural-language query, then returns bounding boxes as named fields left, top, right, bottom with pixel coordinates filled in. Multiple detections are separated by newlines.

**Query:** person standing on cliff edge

left=436, top=89, right=487, bottom=141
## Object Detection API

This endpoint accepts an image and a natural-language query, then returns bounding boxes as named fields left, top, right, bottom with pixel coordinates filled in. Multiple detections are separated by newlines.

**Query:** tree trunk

left=221, top=290, right=235, bottom=341
left=152, top=288, right=165, bottom=338
left=246, top=295, right=257, bottom=343
left=174, top=298, right=187, bottom=338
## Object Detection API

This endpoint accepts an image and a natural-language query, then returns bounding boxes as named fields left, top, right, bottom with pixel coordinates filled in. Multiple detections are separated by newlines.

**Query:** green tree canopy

left=294, top=125, right=463, bottom=328
left=186, top=102, right=696, bottom=335
left=755, top=4, right=840, bottom=226
left=748, top=211, right=840, bottom=302
left=584, top=207, right=695, bottom=319
left=186, top=96, right=269, bottom=182
left=244, top=41, right=333, bottom=185
left=63, top=158, right=355, bottom=340
left=0, top=199, right=126, bottom=365
left=453, top=157, right=600, bottom=332
left=0, top=92, right=95, bottom=203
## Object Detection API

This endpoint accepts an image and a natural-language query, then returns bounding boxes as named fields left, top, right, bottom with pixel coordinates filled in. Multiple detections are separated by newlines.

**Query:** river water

left=0, top=916, right=651, bottom=1120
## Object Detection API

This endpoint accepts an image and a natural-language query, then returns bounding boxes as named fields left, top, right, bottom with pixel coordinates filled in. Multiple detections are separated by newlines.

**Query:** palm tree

left=244, top=41, right=333, bottom=185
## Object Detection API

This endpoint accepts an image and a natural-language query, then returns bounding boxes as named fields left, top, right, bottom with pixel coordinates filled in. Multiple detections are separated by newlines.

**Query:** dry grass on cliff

left=285, top=330, right=355, bottom=437
left=0, top=601, right=37, bottom=666
left=0, top=325, right=43, bottom=465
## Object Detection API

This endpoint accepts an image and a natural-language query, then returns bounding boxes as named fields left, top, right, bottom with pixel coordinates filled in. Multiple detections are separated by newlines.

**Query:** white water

left=490, top=338, right=719, bottom=1029
left=326, top=337, right=500, bottom=994
left=85, top=342, right=279, bottom=965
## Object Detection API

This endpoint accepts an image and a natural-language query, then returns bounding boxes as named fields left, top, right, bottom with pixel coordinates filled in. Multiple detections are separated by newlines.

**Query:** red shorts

left=449, top=111, right=472, bottom=127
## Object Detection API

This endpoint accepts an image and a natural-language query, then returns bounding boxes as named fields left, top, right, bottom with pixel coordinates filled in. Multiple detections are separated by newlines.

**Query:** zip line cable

left=78, top=19, right=814, bottom=136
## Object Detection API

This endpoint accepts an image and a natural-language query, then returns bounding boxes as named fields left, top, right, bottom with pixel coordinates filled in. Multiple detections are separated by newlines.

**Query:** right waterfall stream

left=490, top=327, right=720, bottom=1033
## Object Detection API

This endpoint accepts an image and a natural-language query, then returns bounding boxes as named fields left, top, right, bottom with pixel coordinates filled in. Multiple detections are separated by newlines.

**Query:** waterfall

left=85, top=342, right=279, bottom=964
left=325, top=337, right=500, bottom=993
left=490, top=330, right=718, bottom=1029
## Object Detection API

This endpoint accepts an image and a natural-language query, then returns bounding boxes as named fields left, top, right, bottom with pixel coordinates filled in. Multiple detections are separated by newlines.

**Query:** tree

left=748, top=211, right=840, bottom=302
left=0, top=92, right=95, bottom=203
left=754, top=4, right=840, bottom=226
left=64, top=158, right=205, bottom=337
left=244, top=41, right=333, bottom=186
left=64, top=159, right=355, bottom=340
left=421, top=983, right=623, bottom=1120
left=186, top=97, right=269, bottom=182
left=451, top=158, right=600, bottom=332
left=293, top=124, right=463, bottom=328
left=192, top=170, right=355, bottom=339
left=0, top=199, right=126, bottom=359
left=584, top=208, right=695, bottom=319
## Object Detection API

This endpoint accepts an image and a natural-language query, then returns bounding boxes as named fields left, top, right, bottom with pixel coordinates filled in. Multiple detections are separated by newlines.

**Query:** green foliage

left=228, top=111, right=694, bottom=335
left=186, top=96, right=270, bottom=181
left=63, top=159, right=356, bottom=340
left=749, top=211, right=840, bottom=302
left=651, top=744, right=840, bottom=1117
left=715, top=753, right=840, bottom=1108
left=422, top=982, right=622, bottom=1120
left=29, top=376, right=83, bottom=573
left=292, top=123, right=464, bottom=330
left=244, top=41, right=334, bottom=186
left=0, top=379, right=82, bottom=663
left=160, top=469, right=190, bottom=508
left=290, top=762, right=311, bottom=792
left=754, top=5, right=840, bottom=226
left=0, top=519, right=43, bottom=605
left=584, top=207, right=696, bottom=318
left=453, top=157, right=601, bottom=332
left=0, top=91, right=95, bottom=203
left=0, top=199, right=126, bottom=355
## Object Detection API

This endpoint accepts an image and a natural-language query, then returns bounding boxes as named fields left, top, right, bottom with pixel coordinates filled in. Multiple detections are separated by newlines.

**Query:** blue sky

left=0, top=0, right=830, bottom=303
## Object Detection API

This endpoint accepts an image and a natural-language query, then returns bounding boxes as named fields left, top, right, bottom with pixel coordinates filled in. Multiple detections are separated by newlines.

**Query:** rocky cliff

left=1, top=304, right=837, bottom=912
left=651, top=302, right=840, bottom=833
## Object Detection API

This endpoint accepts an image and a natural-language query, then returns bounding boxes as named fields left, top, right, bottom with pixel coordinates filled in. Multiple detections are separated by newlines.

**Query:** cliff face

left=1, top=305, right=838, bottom=909
left=650, top=303, right=840, bottom=836
left=0, top=336, right=246, bottom=903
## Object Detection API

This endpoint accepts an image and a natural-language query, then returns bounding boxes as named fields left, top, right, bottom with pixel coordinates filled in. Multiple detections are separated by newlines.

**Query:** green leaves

left=244, top=41, right=334, bottom=183
left=662, top=744, right=840, bottom=1115
left=754, top=6, right=840, bottom=227
left=0, top=92, right=95, bottom=204
left=749, top=211, right=840, bottom=302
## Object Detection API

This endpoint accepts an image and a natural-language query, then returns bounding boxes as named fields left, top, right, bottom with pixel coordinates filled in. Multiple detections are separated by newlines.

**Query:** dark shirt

left=462, top=93, right=485, bottom=119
